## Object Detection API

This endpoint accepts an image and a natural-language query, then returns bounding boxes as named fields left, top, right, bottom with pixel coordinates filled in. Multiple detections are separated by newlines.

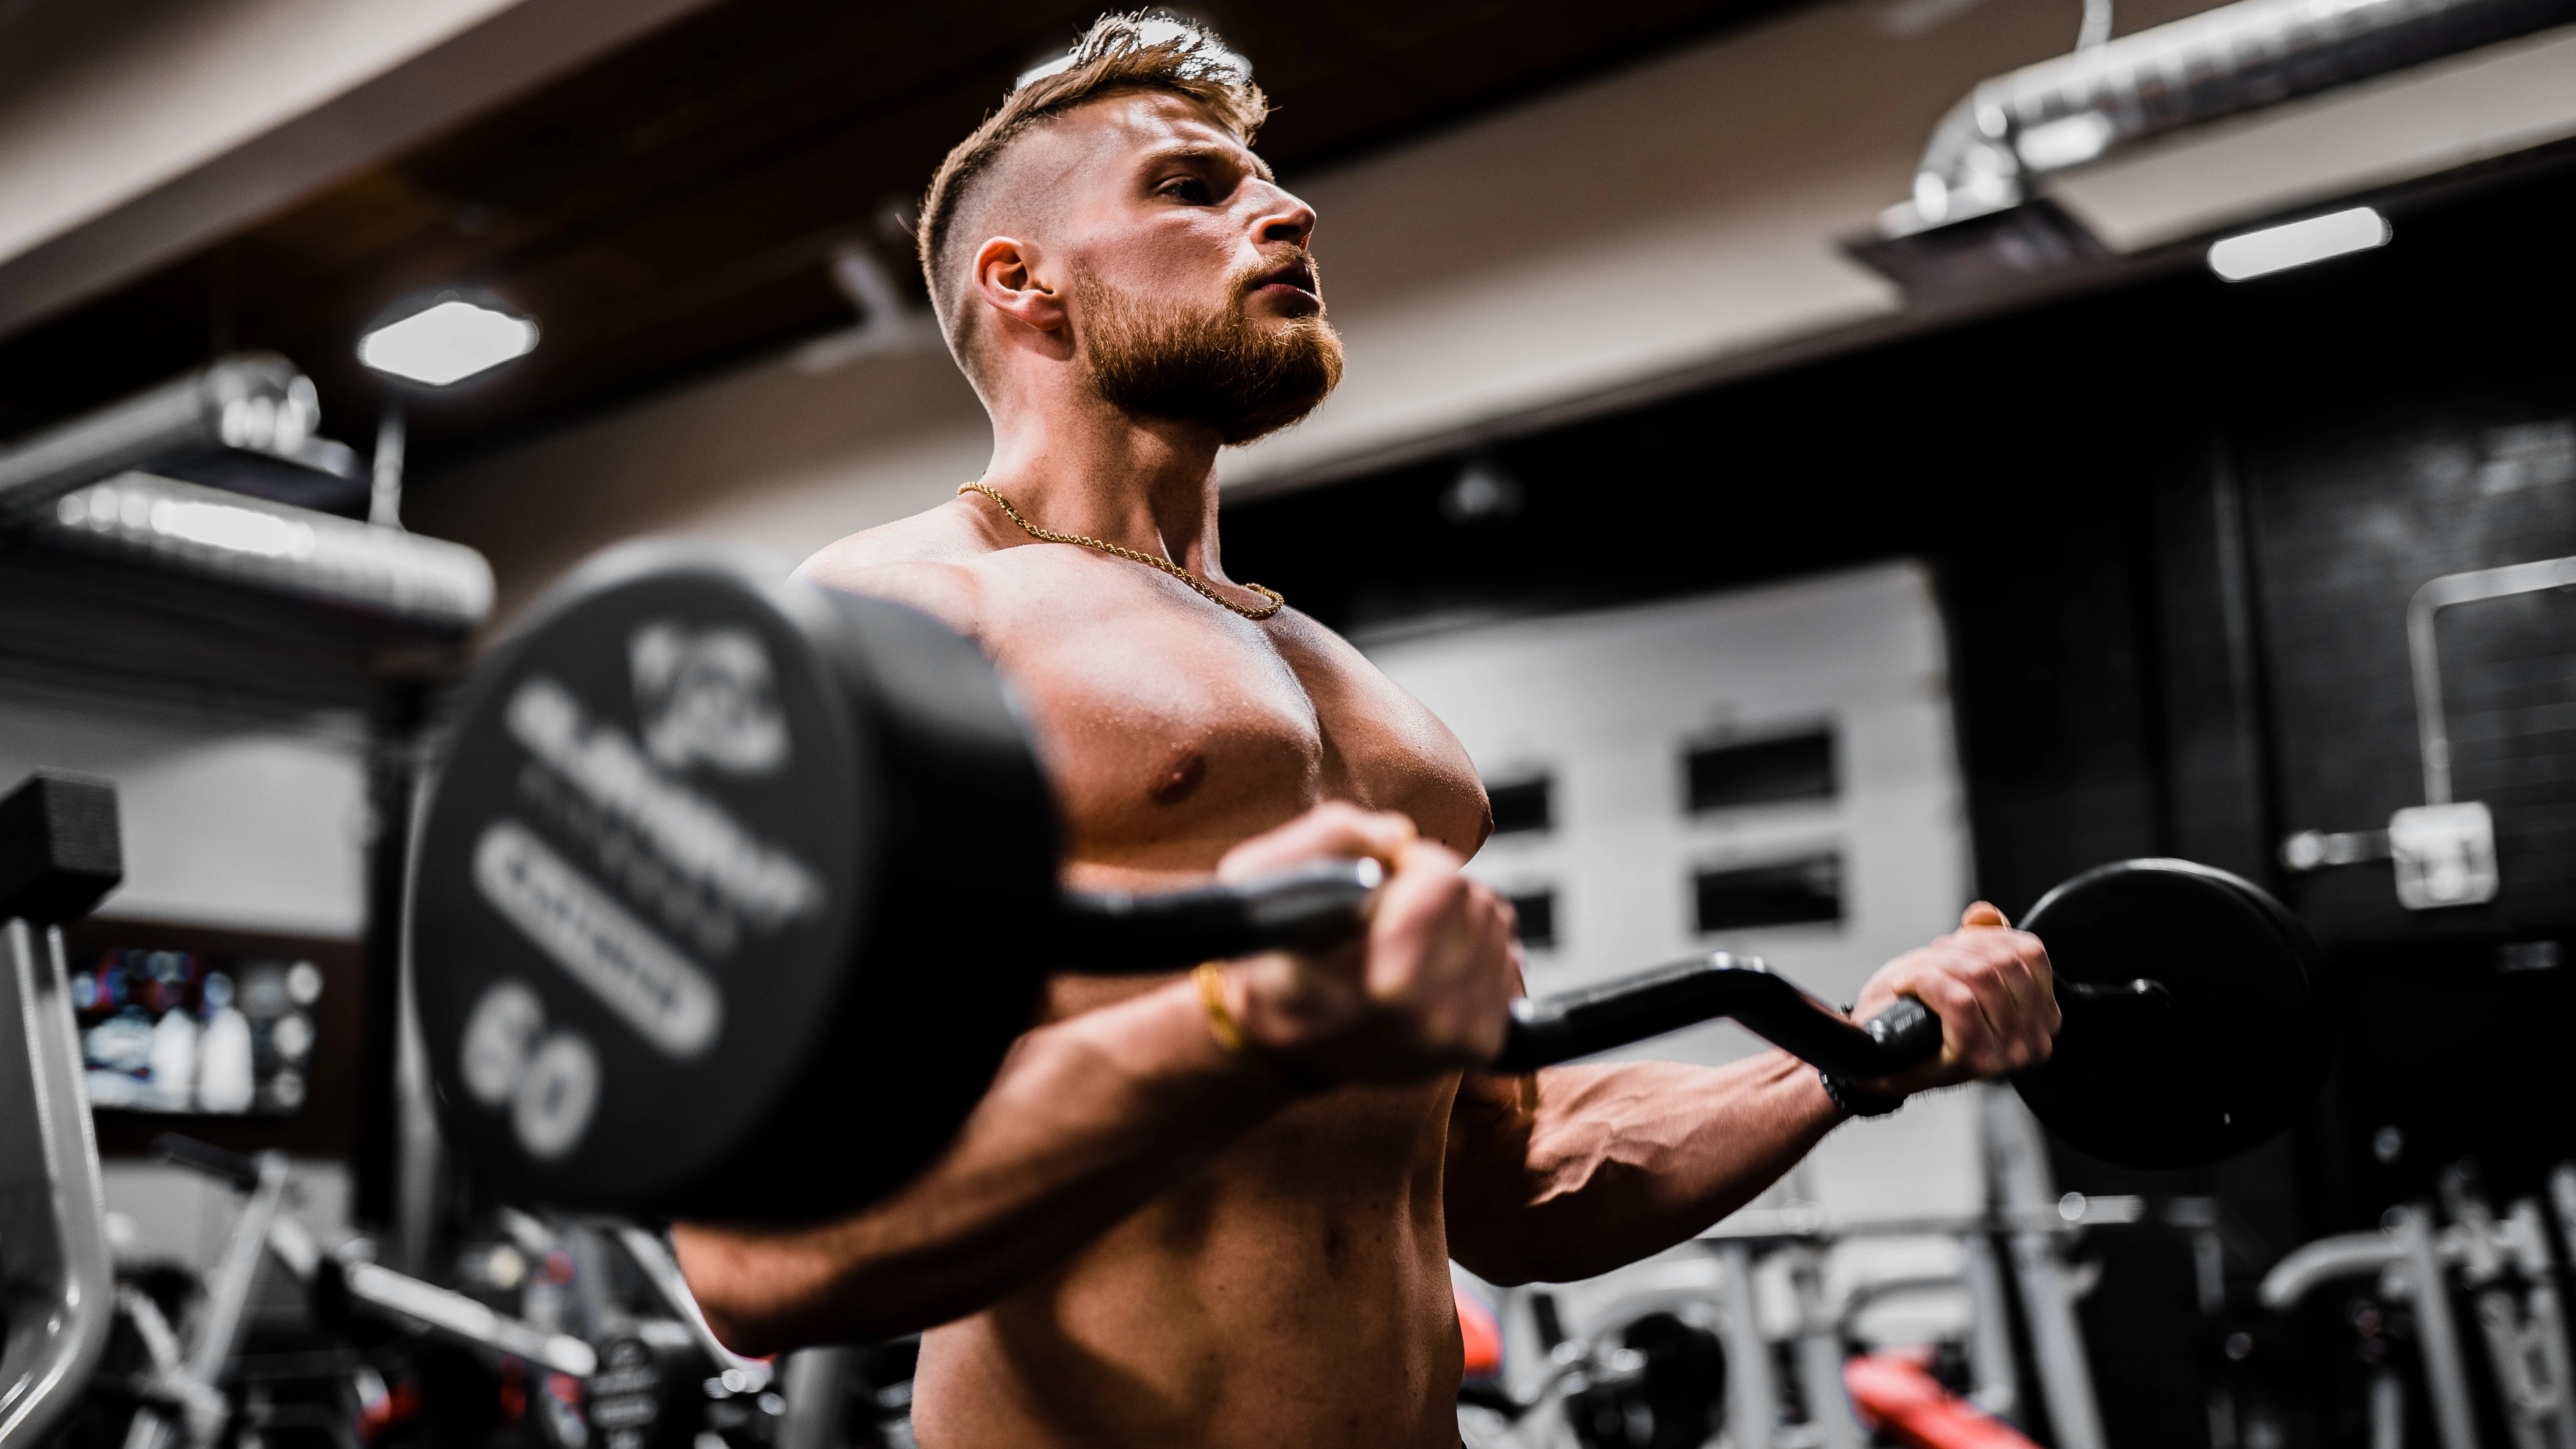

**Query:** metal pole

left=1962, top=1232, right=2026, bottom=1425
left=125, top=1154, right=294, bottom=1449
left=2395, top=1204, right=2481, bottom=1449
left=187, top=1155, right=289, bottom=1383
left=1716, top=1242, right=1779, bottom=1449
left=2369, top=1371, right=2405, bottom=1449
left=370, top=401, right=406, bottom=530
left=1984, top=1085, right=2108, bottom=1449
left=0, top=919, right=116, bottom=1446
left=2407, top=556, right=2576, bottom=805
left=779, top=1347, right=855, bottom=1449
left=1786, top=1243, right=1865, bottom=1449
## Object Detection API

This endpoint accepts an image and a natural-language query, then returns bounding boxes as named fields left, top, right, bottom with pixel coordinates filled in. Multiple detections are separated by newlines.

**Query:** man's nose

left=1253, top=186, right=1316, bottom=248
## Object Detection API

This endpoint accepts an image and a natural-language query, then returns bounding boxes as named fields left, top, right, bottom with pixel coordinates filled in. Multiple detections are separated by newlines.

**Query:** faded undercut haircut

left=916, top=12, right=1268, bottom=377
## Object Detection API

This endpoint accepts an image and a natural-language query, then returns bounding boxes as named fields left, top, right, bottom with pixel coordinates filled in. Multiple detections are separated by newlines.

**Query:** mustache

left=1233, top=249, right=1322, bottom=301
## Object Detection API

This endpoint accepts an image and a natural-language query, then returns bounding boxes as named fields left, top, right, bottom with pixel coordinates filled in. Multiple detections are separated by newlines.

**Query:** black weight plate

left=410, top=541, right=1060, bottom=1219
left=2013, top=859, right=2326, bottom=1170
left=2199, top=865, right=2338, bottom=1107
left=413, top=544, right=877, bottom=1209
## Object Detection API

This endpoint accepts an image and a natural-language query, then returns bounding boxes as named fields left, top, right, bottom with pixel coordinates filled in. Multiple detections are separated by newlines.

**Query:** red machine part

left=1844, top=1352, right=2038, bottom=1449
left=1456, top=1285, right=1505, bottom=1380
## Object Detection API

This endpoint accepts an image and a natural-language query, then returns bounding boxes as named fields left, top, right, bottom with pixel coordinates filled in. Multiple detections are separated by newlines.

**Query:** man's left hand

left=1847, top=903, right=2059, bottom=1097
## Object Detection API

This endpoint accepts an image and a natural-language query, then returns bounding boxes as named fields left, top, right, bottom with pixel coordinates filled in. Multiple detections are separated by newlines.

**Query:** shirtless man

left=671, top=15, right=2060, bottom=1447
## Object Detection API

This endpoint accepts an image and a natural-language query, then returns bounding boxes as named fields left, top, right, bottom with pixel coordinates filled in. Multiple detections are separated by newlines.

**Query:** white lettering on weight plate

left=504, top=675, right=825, bottom=930
left=473, top=819, right=723, bottom=1060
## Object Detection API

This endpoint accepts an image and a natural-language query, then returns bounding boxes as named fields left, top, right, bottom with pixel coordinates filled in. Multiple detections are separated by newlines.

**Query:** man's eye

left=1160, top=177, right=1214, bottom=204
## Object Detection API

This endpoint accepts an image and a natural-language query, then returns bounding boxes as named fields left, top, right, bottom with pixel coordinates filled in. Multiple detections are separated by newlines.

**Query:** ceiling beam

left=0, top=0, right=723, bottom=343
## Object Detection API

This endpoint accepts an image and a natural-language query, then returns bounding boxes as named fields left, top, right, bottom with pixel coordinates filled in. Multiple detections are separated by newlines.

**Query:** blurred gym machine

left=2264, top=1159, right=2576, bottom=1449
left=1457, top=1086, right=2254, bottom=1449
left=2280, top=552, right=2576, bottom=914
left=0, top=769, right=899, bottom=1449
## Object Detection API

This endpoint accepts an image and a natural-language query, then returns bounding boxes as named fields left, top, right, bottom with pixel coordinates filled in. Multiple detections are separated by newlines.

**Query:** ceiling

left=0, top=0, right=1813, bottom=483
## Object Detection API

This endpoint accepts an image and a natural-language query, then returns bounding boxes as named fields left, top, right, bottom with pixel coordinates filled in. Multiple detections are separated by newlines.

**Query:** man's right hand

left=1206, top=802, right=1522, bottom=1084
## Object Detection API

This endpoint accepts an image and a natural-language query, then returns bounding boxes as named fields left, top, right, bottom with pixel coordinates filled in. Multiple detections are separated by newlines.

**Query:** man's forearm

left=674, top=979, right=1294, bottom=1350
left=1446, top=1051, right=1843, bottom=1285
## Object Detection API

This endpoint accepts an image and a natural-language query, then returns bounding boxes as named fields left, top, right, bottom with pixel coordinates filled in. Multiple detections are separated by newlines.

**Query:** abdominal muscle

left=910, top=984, right=1471, bottom=1449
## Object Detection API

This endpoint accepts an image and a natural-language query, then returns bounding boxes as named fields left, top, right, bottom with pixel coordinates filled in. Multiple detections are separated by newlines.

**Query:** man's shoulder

left=793, top=499, right=1001, bottom=632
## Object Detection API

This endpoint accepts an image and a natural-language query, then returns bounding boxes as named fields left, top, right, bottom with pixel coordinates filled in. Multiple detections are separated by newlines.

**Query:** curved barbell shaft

left=1056, top=861, right=2175, bottom=1080
left=1495, top=957, right=1941, bottom=1075
left=1058, top=866, right=1939, bottom=1078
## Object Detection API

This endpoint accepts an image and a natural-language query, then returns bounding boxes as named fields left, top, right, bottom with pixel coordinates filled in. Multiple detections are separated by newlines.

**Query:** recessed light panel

left=359, top=300, right=539, bottom=386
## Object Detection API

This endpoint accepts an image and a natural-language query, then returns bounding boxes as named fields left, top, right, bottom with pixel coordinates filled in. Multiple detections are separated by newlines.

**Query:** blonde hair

left=916, top=12, right=1267, bottom=368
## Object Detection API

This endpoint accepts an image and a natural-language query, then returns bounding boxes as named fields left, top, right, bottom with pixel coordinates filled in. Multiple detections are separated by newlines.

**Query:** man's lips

left=1251, top=258, right=1319, bottom=302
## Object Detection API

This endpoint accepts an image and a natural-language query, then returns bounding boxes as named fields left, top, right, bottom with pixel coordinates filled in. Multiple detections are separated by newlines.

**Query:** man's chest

left=980, top=573, right=1488, bottom=871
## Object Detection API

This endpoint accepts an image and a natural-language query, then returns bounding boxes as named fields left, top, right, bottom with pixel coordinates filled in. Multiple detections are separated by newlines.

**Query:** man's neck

left=981, top=395, right=1230, bottom=577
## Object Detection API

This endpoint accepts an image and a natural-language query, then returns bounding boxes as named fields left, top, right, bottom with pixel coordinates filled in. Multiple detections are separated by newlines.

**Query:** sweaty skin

left=671, top=87, right=2060, bottom=1449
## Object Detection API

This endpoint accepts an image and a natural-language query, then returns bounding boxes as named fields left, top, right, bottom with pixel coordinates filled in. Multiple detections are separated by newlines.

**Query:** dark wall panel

left=2248, top=388, right=2576, bottom=944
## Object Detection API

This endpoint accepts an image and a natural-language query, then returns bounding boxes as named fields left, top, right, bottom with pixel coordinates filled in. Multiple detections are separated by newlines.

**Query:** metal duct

left=0, top=355, right=320, bottom=521
left=1883, top=0, right=2576, bottom=237
left=41, top=472, right=493, bottom=634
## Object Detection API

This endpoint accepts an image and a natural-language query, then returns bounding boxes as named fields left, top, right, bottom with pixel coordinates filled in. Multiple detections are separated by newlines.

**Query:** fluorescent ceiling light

left=2206, top=207, right=2390, bottom=281
left=1016, top=17, right=1250, bottom=89
left=359, top=299, right=539, bottom=386
left=148, top=498, right=317, bottom=559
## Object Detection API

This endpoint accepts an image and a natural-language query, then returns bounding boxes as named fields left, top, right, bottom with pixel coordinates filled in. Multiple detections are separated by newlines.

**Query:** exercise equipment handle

left=0, top=773, right=122, bottom=1447
left=1055, top=858, right=1384, bottom=971
left=1493, top=956, right=1944, bottom=1076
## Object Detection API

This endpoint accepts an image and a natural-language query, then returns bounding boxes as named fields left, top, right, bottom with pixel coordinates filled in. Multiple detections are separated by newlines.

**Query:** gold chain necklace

left=958, top=483, right=1285, bottom=620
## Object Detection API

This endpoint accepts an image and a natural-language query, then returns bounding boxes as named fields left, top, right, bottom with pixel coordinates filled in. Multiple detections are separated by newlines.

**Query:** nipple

left=1148, top=750, right=1207, bottom=806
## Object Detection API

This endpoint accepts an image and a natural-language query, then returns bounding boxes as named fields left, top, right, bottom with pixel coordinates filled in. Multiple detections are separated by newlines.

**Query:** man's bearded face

left=1077, top=260, right=1344, bottom=445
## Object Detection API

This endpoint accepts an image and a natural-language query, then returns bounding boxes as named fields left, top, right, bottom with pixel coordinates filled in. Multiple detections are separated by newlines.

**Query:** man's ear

left=972, top=237, right=1067, bottom=337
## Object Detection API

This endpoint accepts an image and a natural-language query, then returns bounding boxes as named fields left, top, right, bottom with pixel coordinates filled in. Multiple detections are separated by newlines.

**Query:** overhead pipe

left=0, top=354, right=318, bottom=522
left=0, top=355, right=492, bottom=635
left=1884, top=0, right=2576, bottom=237
left=42, top=472, right=493, bottom=634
